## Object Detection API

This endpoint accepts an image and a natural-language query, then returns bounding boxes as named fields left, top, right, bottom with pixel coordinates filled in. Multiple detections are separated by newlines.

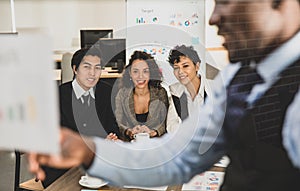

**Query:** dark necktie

left=224, top=63, right=264, bottom=138
left=82, top=93, right=90, bottom=107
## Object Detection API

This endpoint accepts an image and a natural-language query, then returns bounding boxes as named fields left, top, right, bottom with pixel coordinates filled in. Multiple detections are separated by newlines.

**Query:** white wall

left=0, top=1, right=11, bottom=32
left=0, top=0, right=228, bottom=69
left=205, top=0, right=223, bottom=48
left=205, top=0, right=229, bottom=70
left=0, top=0, right=126, bottom=51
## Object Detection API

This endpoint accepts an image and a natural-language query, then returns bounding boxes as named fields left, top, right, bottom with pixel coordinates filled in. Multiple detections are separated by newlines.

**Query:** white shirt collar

left=183, top=75, right=205, bottom=99
left=257, top=31, right=300, bottom=84
left=222, top=31, right=300, bottom=88
left=221, top=31, right=300, bottom=105
left=170, top=75, right=205, bottom=99
left=72, top=79, right=95, bottom=99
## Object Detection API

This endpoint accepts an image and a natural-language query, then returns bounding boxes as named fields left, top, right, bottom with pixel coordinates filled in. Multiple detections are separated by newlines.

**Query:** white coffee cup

left=133, top=133, right=150, bottom=142
left=81, top=175, right=103, bottom=185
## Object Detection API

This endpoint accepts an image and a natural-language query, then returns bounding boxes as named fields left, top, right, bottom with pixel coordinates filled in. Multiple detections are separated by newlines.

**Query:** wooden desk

left=19, top=178, right=44, bottom=191
left=44, top=167, right=182, bottom=191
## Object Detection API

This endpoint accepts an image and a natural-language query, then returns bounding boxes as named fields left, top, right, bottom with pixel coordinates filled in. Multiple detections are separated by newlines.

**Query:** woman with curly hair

left=114, top=51, right=169, bottom=141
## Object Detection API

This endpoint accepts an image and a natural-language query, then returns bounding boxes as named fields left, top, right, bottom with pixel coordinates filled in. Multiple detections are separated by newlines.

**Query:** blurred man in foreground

left=29, top=1, right=300, bottom=190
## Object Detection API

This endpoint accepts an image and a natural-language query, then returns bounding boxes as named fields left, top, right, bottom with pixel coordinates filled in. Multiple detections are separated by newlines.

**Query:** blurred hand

left=106, top=133, right=122, bottom=142
left=28, top=128, right=95, bottom=180
left=125, top=128, right=138, bottom=139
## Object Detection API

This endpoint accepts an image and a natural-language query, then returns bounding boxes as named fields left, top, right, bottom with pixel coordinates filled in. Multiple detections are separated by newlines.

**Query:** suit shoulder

left=59, top=81, right=72, bottom=93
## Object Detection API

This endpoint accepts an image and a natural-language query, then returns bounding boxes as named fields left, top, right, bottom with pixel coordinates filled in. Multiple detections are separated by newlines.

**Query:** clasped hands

left=126, top=125, right=157, bottom=140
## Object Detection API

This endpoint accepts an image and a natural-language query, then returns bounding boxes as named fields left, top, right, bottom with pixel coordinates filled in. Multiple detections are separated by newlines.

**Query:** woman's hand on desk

left=134, top=125, right=157, bottom=138
left=28, top=128, right=95, bottom=181
left=125, top=126, right=140, bottom=139
left=125, top=125, right=157, bottom=139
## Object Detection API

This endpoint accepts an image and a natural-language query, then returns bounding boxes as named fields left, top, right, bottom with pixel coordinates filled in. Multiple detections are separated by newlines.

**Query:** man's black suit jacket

left=59, top=80, right=120, bottom=137
left=42, top=80, right=120, bottom=188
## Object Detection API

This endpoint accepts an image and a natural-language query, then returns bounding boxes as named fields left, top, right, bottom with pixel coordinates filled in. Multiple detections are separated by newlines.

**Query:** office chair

left=61, top=52, right=74, bottom=83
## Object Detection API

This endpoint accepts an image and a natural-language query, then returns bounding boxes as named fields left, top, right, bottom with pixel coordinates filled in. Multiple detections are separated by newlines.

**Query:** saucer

left=79, top=176, right=108, bottom=189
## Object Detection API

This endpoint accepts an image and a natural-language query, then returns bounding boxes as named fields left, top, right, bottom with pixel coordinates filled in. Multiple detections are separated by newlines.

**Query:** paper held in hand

left=0, top=33, right=60, bottom=154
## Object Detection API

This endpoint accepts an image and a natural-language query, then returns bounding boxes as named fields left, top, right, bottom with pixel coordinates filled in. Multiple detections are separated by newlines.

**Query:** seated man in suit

left=42, top=46, right=120, bottom=188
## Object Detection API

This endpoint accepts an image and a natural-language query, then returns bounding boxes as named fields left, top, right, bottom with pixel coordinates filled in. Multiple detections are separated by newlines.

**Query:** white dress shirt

left=283, top=88, right=300, bottom=169
left=166, top=75, right=212, bottom=133
left=72, top=79, right=95, bottom=104
left=86, top=32, right=300, bottom=187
